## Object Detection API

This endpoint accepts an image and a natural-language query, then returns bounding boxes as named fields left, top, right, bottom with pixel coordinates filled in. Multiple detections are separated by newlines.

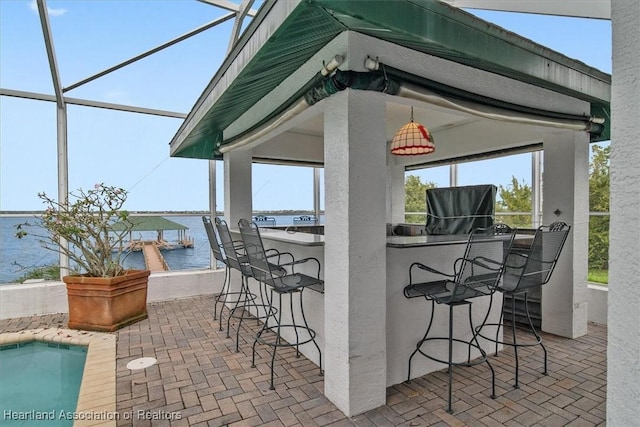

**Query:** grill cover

left=425, top=185, right=496, bottom=235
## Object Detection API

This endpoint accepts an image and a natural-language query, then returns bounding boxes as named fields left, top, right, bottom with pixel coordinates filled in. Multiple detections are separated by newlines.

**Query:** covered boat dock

left=112, top=215, right=194, bottom=272
left=112, top=215, right=194, bottom=251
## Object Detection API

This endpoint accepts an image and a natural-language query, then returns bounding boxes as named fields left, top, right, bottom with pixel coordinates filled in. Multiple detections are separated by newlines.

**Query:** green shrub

left=14, top=264, right=60, bottom=283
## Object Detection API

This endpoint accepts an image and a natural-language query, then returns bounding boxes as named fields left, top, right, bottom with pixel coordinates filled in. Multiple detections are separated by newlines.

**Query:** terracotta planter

left=63, top=269, right=150, bottom=332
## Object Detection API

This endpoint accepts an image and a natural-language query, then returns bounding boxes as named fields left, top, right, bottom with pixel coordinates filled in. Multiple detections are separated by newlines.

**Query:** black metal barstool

left=476, top=222, right=570, bottom=388
left=238, top=217, right=324, bottom=390
left=202, top=216, right=252, bottom=331
left=403, top=224, right=516, bottom=413
left=214, top=218, right=283, bottom=352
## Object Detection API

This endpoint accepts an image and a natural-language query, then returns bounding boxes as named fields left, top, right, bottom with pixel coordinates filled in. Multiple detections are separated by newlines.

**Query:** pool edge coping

left=0, top=328, right=116, bottom=427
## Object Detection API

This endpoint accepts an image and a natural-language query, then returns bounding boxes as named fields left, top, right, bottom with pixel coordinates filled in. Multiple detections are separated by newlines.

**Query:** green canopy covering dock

left=112, top=216, right=194, bottom=251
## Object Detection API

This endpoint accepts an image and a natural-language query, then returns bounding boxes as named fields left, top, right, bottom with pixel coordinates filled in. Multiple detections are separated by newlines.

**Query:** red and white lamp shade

left=390, top=108, right=435, bottom=156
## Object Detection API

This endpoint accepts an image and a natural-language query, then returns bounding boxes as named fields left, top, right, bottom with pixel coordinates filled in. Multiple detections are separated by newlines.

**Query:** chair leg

left=235, top=276, right=251, bottom=353
left=407, top=300, right=496, bottom=413
left=244, top=277, right=258, bottom=327
left=214, top=266, right=229, bottom=325
left=269, top=292, right=284, bottom=390
left=468, top=293, right=493, bottom=363
left=291, top=293, right=301, bottom=358
left=226, top=270, right=241, bottom=339
left=406, top=299, right=435, bottom=382
left=298, top=289, right=323, bottom=376
left=447, top=304, right=454, bottom=414
left=213, top=269, right=221, bottom=320
left=511, top=295, right=520, bottom=389
left=468, top=303, right=496, bottom=400
left=252, top=285, right=274, bottom=368
left=524, top=292, right=547, bottom=375
left=258, top=281, right=268, bottom=325
left=495, top=295, right=505, bottom=356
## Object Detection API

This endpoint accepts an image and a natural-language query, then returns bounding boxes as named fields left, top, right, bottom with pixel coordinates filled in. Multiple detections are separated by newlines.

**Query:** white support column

left=56, top=105, right=69, bottom=277
left=532, top=151, right=542, bottom=228
left=223, top=149, right=252, bottom=229
left=449, top=163, right=458, bottom=187
left=386, top=151, right=405, bottom=224
left=608, top=1, right=640, bottom=424
left=314, top=167, right=322, bottom=222
left=541, top=130, right=589, bottom=338
left=208, top=160, right=218, bottom=269
left=208, top=160, right=217, bottom=217
left=324, top=89, right=388, bottom=416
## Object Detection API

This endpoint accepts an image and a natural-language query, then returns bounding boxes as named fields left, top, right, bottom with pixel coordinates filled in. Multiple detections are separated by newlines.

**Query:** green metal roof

left=111, top=216, right=188, bottom=232
left=170, top=0, right=611, bottom=160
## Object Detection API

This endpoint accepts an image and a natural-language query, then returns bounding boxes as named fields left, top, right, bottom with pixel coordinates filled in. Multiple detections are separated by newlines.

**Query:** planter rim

left=63, top=269, right=150, bottom=285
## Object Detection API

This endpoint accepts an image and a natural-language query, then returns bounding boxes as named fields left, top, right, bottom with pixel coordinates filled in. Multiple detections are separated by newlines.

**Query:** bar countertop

left=258, top=228, right=473, bottom=248
left=257, top=228, right=532, bottom=249
left=386, top=234, right=472, bottom=248
left=257, top=228, right=325, bottom=246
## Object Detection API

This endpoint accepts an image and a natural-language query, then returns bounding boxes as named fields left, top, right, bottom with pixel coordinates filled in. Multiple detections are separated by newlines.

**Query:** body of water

left=0, top=214, right=322, bottom=284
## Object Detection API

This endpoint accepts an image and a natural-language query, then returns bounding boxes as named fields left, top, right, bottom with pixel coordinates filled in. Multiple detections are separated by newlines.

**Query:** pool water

left=0, top=341, right=87, bottom=426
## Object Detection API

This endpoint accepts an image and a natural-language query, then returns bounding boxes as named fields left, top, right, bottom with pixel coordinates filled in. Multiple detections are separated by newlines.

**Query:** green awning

left=170, top=0, right=611, bottom=160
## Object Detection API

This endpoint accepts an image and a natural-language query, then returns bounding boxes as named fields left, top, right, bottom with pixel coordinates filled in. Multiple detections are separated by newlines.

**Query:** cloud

left=29, top=0, right=68, bottom=17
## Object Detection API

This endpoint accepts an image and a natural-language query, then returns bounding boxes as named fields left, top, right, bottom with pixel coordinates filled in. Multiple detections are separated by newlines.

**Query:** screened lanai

left=0, top=0, right=638, bottom=425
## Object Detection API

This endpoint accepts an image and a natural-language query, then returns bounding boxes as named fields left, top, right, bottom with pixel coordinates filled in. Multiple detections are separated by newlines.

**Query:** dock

left=111, top=215, right=194, bottom=272
left=140, top=241, right=170, bottom=272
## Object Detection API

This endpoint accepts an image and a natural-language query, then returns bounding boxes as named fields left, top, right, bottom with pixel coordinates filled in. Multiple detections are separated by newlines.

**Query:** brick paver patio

left=0, top=295, right=606, bottom=426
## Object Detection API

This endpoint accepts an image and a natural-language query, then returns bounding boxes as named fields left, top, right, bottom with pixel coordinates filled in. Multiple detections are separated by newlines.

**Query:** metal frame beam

left=65, top=13, right=236, bottom=92
left=0, top=0, right=249, bottom=275
left=197, top=0, right=258, bottom=17
left=227, top=0, right=256, bottom=53
left=36, top=0, right=65, bottom=109
left=37, top=0, right=69, bottom=275
left=0, top=88, right=186, bottom=119
left=440, top=0, right=611, bottom=20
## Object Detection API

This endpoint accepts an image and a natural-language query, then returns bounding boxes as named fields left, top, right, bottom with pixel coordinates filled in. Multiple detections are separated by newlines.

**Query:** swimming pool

left=0, top=341, right=87, bottom=426
left=0, top=329, right=116, bottom=427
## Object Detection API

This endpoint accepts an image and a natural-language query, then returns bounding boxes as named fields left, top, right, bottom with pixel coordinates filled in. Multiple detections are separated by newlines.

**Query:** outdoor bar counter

left=243, top=227, right=506, bottom=387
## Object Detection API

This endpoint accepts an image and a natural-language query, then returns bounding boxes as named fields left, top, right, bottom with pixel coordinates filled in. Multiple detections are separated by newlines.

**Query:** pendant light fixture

left=390, top=107, right=435, bottom=156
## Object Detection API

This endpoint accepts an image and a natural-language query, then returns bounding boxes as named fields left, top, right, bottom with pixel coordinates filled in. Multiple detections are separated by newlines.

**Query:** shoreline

left=0, top=210, right=323, bottom=218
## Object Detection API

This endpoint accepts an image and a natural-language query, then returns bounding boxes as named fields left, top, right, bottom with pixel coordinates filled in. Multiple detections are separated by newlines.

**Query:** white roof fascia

left=350, top=32, right=599, bottom=116
left=440, top=0, right=611, bottom=20
left=170, top=0, right=301, bottom=156
left=222, top=32, right=349, bottom=142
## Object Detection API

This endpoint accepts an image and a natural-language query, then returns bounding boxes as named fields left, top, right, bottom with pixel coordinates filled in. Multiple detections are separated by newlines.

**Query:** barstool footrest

left=229, top=303, right=277, bottom=321
left=476, top=322, right=543, bottom=348
left=216, top=290, right=257, bottom=305
left=256, top=324, right=317, bottom=347
left=414, top=337, right=488, bottom=367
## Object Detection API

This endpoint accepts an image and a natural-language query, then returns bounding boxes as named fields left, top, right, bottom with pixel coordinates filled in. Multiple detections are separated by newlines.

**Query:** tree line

left=405, top=144, right=610, bottom=272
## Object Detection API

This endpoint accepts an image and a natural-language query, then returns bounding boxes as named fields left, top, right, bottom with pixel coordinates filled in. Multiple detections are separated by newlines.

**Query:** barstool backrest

left=202, top=216, right=225, bottom=265
left=454, top=224, right=516, bottom=296
left=238, top=218, right=276, bottom=286
left=214, top=218, right=244, bottom=272
left=505, top=222, right=571, bottom=292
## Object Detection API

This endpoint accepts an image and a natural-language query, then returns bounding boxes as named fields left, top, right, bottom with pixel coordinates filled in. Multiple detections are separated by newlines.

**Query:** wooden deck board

left=140, top=241, right=169, bottom=272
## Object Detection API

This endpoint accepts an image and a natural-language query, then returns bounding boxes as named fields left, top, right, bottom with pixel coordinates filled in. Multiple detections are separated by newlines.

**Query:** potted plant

left=15, top=183, right=150, bottom=332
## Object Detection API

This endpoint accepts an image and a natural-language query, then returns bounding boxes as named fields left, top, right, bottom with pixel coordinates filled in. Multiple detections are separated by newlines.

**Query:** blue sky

left=0, top=1, right=612, bottom=212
